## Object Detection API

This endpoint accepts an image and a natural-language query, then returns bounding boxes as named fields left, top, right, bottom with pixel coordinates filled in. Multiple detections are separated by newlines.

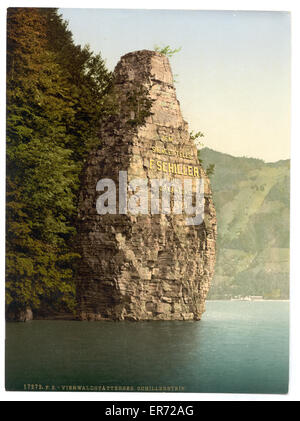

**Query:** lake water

left=5, top=301, right=289, bottom=394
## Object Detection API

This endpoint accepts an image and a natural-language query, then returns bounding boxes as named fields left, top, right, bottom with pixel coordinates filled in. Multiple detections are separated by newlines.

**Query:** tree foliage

left=6, top=8, right=113, bottom=316
left=190, top=130, right=215, bottom=177
left=154, top=45, right=182, bottom=58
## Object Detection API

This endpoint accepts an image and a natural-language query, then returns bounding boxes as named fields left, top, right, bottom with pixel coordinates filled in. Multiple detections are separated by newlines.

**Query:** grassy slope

left=200, top=148, right=290, bottom=299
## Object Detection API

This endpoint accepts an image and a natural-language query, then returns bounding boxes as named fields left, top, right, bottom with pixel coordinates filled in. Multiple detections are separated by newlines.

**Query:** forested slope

left=200, top=148, right=290, bottom=299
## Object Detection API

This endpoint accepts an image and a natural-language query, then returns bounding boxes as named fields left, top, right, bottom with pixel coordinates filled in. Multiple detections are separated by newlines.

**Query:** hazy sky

left=60, top=8, right=290, bottom=162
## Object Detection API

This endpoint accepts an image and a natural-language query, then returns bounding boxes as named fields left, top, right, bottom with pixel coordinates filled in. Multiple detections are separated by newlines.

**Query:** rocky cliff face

left=75, top=50, right=217, bottom=321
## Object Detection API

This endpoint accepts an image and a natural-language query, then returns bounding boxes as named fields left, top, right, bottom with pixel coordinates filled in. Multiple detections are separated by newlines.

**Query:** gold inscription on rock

left=161, top=135, right=175, bottom=143
left=149, top=159, right=201, bottom=177
left=152, top=146, right=193, bottom=160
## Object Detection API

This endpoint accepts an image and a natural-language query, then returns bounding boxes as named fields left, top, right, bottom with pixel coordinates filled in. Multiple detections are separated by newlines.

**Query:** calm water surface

left=5, top=301, right=289, bottom=393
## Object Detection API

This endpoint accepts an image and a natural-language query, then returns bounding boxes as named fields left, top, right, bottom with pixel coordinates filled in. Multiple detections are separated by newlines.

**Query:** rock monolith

left=75, top=50, right=217, bottom=321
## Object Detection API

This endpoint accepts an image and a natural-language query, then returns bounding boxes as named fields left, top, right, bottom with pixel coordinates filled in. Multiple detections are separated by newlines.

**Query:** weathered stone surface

left=75, top=50, right=217, bottom=321
left=6, top=307, right=33, bottom=322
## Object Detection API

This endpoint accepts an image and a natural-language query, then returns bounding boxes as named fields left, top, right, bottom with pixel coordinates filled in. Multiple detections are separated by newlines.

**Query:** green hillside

left=200, top=148, right=290, bottom=299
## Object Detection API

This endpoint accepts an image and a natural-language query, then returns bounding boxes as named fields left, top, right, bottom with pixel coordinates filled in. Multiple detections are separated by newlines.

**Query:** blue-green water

left=5, top=301, right=289, bottom=393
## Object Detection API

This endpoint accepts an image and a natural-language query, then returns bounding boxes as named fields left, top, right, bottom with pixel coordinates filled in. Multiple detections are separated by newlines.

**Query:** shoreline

left=6, top=300, right=290, bottom=322
left=207, top=299, right=290, bottom=302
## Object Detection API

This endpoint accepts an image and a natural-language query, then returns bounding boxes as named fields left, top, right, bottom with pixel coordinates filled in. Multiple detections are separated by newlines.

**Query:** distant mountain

left=200, top=148, right=290, bottom=299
